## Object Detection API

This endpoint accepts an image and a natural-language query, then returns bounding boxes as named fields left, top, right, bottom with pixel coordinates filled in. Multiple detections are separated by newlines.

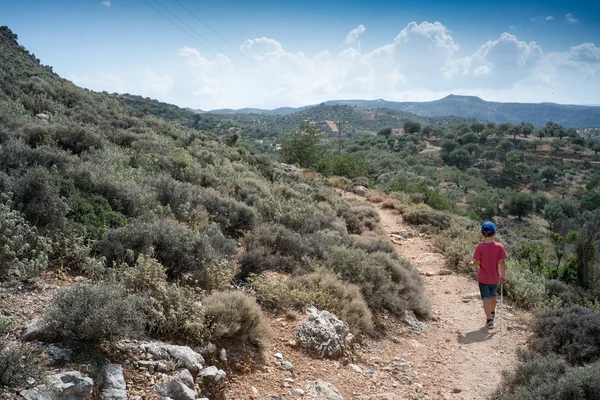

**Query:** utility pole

left=336, top=121, right=342, bottom=156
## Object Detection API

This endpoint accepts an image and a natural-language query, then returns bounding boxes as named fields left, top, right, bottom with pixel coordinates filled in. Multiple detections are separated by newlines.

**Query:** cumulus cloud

left=345, top=25, right=366, bottom=44
left=565, top=13, right=578, bottom=23
left=102, top=1, right=111, bottom=7
left=76, top=20, right=599, bottom=108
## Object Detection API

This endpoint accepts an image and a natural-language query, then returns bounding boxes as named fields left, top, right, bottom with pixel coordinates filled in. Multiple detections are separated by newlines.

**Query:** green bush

left=45, top=283, right=144, bottom=343
left=529, top=306, right=600, bottom=365
left=323, top=246, right=430, bottom=317
left=494, top=354, right=600, bottom=400
left=12, top=167, right=69, bottom=228
left=503, top=262, right=547, bottom=310
left=118, top=255, right=207, bottom=342
left=0, top=315, right=13, bottom=335
left=204, top=291, right=269, bottom=350
left=0, top=201, right=51, bottom=281
left=199, top=188, right=257, bottom=237
left=99, top=218, right=236, bottom=284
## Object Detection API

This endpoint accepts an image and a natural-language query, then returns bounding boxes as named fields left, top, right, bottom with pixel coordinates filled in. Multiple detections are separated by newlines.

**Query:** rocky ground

left=0, top=191, right=531, bottom=400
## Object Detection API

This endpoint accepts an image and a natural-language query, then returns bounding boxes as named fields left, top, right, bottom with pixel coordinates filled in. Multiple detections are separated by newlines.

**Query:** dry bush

left=368, top=195, right=384, bottom=203
left=0, top=341, right=45, bottom=387
left=350, top=234, right=395, bottom=254
left=45, top=283, right=144, bottom=343
left=381, top=199, right=404, bottom=213
left=204, top=291, right=269, bottom=350
left=249, top=270, right=373, bottom=336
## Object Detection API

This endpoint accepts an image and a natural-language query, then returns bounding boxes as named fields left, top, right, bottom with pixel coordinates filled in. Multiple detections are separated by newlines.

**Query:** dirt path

left=372, top=199, right=530, bottom=399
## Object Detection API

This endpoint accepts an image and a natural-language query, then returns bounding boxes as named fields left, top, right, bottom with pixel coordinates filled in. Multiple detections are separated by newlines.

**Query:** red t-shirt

left=473, top=241, right=507, bottom=284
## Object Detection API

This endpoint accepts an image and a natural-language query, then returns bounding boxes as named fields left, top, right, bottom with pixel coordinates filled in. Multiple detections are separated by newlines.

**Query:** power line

left=172, top=0, right=254, bottom=64
left=151, top=0, right=223, bottom=55
left=141, top=0, right=217, bottom=55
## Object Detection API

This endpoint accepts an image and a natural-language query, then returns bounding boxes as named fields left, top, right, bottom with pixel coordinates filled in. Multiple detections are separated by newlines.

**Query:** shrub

left=117, top=254, right=207, bottom=342
left=381, top=199, right=404, bottom=213
left=323, top=246, right=430, bottom=317
left=545, top=280, right=586, bottom=307
left=350, top=234, right=395, bottom=254
left=0, top=315, right=13, bottom=335
left=250, top=270, right=373, bottom=336
left=503, top=262, right=546, bottom=310
left=199, top=189, right=257, bottom=237
left=0, top=341, right=45, bottom=387
left=0, top=201, right=51, bottom=281
left=45, top=283, right=144, bottom=343
left=258, top=196, right=340, bottom=235
left=403, top=210, right=451, bottom=230
left=433, top=222, right=480, bottom=272
left=529, top=306, right=600, bottom=365
left=288, top=270, right=373, bottom=335
left=12, top=167, right=69, bottom=228
left=239, top=223, right=347, bottom=278
left=99, top=218, right=236, bottom=284
left=204, top=291, right=269, bottom=350
left=494, top=355, right=600, bottom=400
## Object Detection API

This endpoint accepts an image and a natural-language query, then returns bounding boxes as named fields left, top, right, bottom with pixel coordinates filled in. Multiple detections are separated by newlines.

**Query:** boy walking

left=471, top=221, right=507, bottom=329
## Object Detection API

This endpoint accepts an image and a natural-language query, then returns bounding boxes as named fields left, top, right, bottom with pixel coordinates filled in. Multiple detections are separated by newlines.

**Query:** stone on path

left=296, top=306, right=353, bottom=359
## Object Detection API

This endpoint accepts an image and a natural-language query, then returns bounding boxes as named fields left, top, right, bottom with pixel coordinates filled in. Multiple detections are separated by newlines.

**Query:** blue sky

left=3, top=0, right=600, bottom=109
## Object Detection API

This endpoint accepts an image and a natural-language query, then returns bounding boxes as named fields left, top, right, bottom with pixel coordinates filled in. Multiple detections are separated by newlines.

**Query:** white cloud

left=565, top=13, right=578, bottom=24
left=142, top=70, right=174, bottom=96
left=530, top=15, right=554, bottom=22
left=75, top=21, right=600, bottom=108
left=345, top=25, right=366, bottom=44
left=102, top=1, right=111, bottom=7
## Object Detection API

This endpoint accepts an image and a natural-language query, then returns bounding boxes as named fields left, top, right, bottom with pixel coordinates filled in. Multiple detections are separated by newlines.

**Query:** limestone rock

left=21, top=371, right=93, bottom=400
left=44, top=345, right=72, bottom=366
left=402, top=310, right=430, bottom=332
left=154, top=378, right=197, bottom=400
left=295, top=306, right=353, bottom=359
left=304, top=381, right=344, bottom=400
left=140, top=342, right=204, bottom=375
left=20, top=318, right=54, bottom=342
left=199, top=366, right=226, bottom=400
left=350, top=186, right=369, bottom=196
left=101, top=364, right=127, bottom=400
left=174, top=369, right=195, bottom=390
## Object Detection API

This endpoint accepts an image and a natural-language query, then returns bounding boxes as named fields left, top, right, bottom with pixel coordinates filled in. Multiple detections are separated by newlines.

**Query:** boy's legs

left=482, top=299, right=492, bottom=319
left=479, top=283, right=498, bottom=323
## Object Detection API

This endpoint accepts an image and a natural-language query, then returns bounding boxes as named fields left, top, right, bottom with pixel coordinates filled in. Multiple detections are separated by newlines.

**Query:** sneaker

left=486, top=319, right=494, bottom=328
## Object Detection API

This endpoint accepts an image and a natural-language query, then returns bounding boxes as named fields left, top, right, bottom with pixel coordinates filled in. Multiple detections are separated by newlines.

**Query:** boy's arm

left=499, top=259, right=506, bottom=283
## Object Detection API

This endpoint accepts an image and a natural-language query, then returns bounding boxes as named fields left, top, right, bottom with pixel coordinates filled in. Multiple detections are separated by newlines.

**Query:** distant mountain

left=208, top=95, right=600, bottom=128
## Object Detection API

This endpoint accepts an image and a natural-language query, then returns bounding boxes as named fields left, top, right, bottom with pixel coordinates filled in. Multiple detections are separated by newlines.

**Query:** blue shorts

left=479, top=282, right=498, bottom=300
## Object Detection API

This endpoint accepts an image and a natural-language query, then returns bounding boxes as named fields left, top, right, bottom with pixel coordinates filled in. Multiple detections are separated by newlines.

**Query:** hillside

left=0, top=25, right=430, bottom=400
left=205, top=95, right=600, bottom=128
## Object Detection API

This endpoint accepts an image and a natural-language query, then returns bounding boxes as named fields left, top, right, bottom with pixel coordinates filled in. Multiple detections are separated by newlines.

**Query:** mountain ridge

left=204, top=95, right=600, bottom=128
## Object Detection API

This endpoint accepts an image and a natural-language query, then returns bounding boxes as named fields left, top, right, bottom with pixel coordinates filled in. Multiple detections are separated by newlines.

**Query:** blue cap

left=481, top=221, right=496, bottom=235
